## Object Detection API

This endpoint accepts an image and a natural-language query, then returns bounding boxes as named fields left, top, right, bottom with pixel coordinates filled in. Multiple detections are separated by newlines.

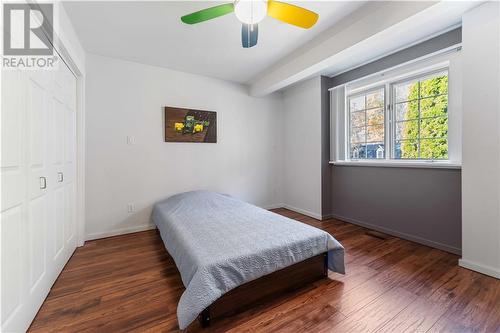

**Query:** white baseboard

left=328, top=212, right=462, bottom=255
left=85, top=224, right=156, bottom=241
left=281, top=204, right=323, bottom=220
left=264, top=203, right=326, bottom=220
left=459, top=259, right=500, bottom=279
left=84, top=202, right=316, bottom=242
left=261, top=203, right=285, bottom=210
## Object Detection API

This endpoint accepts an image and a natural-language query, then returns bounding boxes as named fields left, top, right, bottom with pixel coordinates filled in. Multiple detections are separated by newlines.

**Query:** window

left=331, top=51, right=461, bottom=168
left=348, top=88, right=385, bottom=159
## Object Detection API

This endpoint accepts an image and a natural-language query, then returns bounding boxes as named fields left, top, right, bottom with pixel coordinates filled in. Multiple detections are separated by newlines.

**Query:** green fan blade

left=181, top=3, right=234, bottom=24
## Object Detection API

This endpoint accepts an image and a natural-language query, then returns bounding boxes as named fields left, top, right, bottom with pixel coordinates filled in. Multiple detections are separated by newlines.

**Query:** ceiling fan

left=181, top=0, right=319, bottom=48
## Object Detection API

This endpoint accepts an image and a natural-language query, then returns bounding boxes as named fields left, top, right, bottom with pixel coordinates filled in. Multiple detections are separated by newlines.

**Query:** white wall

left=460, top=2, right=500, bottom=279
left=57, top=2, right=86, bottom=73
left=281, top=77, right=322, bottom=219
left=85, top=54, right=284, bottom=240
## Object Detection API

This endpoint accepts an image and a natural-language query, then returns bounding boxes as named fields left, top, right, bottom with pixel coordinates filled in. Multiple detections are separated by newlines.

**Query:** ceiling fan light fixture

left=234, top=0, right=267, bottom=25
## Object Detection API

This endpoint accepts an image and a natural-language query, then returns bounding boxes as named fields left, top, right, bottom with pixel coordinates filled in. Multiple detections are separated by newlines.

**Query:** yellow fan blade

left=267, top=1, right=318, bottom=29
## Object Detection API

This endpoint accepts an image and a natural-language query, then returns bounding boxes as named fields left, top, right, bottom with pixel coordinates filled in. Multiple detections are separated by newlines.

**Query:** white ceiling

left=62, top=1, right=366, bottom=84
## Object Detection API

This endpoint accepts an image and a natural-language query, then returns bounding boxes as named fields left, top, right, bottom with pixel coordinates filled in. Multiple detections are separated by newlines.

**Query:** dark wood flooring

left=29, top=209, right=500, bottom=332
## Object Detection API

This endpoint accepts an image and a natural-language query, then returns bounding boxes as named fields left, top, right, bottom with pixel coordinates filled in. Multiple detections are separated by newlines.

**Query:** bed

left=152, top=191, right=345, bottom=329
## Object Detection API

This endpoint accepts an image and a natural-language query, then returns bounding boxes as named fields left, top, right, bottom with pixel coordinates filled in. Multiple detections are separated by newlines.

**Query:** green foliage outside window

left=400, top=75, right=449, bottom=159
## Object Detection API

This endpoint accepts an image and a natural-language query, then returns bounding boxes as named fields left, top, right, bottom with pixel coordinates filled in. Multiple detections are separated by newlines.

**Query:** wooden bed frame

left=199, top=252, right=328, bottom=327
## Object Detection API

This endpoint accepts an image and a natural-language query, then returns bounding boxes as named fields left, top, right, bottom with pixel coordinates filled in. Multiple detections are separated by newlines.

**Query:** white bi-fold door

left=1, top=60, right=78, bottom=332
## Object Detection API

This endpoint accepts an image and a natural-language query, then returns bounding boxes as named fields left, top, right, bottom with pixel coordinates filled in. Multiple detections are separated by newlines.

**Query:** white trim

left=85, top=224, right=157, bottom=241
left=84, top=203, right=320, bottom=241
left=281, top=204, right=323, bottom=220
left=459, top=259, right=500, bottom=279
left=330, top=160, right=461, bottom=169
left=328, top=212, right=461, bottom=255
left=76, top=75, right=85, bottom=247
left=261, top=203, right=285, bottom=210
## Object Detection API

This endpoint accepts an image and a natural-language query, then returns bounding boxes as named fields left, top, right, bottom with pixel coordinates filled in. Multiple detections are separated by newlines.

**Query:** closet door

left=1, top=61, right=78, bottom=332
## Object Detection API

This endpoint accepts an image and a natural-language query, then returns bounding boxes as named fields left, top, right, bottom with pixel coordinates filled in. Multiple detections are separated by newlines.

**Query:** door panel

left=27, top=77, right=47, bottom=169
left=28, top=196, right=47, bottom=291
left=65, top=106, right=76, bottom=165
left=52, top=98, right=64, bottom=167
left=1, top=71, right=22, bottom=168
left=53, top=188, right=65, bottom=259
left=65, top=182, right=76, bottom=244
left=1, top=201, right=23, bottom=326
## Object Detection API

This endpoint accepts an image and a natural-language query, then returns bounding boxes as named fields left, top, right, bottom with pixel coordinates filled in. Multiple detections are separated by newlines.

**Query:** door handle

left=57, top=172, right=64, bottom=183
left=40, top=177, right=47, bottom=189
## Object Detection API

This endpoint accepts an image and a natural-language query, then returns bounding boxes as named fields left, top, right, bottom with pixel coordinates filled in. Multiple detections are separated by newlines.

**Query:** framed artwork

left=164, top=107, right=217, bottom=143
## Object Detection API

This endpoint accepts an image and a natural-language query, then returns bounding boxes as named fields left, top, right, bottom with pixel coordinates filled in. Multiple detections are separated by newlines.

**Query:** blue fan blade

left=242, top=23, right=258, bottom=48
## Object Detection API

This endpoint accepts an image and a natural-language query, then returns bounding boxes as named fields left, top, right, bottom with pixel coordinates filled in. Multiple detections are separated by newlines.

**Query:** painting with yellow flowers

left=164, top=107, right=217, bottom=143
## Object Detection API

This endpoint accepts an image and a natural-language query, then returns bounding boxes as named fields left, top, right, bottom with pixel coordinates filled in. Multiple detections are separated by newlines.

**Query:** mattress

left=152, top=190, right=345, bottom=329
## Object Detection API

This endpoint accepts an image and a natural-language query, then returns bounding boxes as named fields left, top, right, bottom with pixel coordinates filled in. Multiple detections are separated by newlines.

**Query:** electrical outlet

left=127, top=203, right=136, bottom=213
left=127, top=136, right=135, bottom=145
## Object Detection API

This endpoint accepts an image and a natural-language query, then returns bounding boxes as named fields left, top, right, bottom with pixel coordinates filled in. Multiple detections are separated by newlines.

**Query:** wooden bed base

left=199, top=252, right=328, bottom=327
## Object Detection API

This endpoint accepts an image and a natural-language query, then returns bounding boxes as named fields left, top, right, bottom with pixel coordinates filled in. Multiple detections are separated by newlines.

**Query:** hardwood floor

left=29, top=209, right=500, bottom=332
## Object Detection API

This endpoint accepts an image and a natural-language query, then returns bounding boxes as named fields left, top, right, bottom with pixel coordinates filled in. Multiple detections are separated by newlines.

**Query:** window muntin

left=348, top=87, right=385, bottom=159
left=392, top=71, right=448, bottom=160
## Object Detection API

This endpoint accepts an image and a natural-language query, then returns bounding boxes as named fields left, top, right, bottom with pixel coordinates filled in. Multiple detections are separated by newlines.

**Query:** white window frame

left=346, top=86, right=386, bottom=160
left=330, top=48, right=462, bottom=169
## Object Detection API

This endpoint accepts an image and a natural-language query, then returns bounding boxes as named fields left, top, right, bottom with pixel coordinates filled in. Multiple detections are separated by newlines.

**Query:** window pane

left=394, top=80, right=419, bottom=102
left=396, top=120, right=419, bottom=140
left=349, top=95, right=365, bottom=111
left=350, top=126, right=365, bottom=143
left=367, top=108, right=384, bottom=125
left=350, top=111, right=365, bottom=128
left=420, top=74, right=448, bottom=98
left=395, top=140, right=419, bottom=159
left=366, top=143, right=385, bottom=159
left=348, top=88, right=385, bottom=160
left=367, top=125, right=384, bottom=143
left=420, top=139, right=448, bottom=159
left=350, top=144, right=366, bottom=159
left=395, top=101, right=419, bottom=121
left=420, top=95, right=448, bottom=118
left=366, top=90, right=384, bottom=108
left=420, top=117, right=448, bottom=139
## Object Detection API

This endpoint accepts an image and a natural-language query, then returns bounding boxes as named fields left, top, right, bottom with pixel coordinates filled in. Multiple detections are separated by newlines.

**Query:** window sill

left=329, top=160, right=461, bottom=169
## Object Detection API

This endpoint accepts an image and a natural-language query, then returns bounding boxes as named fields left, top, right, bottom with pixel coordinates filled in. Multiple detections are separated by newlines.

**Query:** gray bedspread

left=152, top=191, right=345, bottom=329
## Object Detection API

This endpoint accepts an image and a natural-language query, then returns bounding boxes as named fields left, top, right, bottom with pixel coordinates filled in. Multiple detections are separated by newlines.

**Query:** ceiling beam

left=248, top=1, right=481, bottom=96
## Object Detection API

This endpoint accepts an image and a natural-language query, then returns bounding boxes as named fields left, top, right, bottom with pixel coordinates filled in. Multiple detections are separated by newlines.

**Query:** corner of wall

left=320, top=76, right=333, bottom=218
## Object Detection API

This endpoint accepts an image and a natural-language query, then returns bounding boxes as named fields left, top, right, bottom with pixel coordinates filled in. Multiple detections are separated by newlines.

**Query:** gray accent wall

left=321, top=76, right=332, bottom=217
left=329, top=27, right=462, bottom=86
left=325, top=28, right=462, bottom=254
left=329, top=166, right=461, bottom=254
